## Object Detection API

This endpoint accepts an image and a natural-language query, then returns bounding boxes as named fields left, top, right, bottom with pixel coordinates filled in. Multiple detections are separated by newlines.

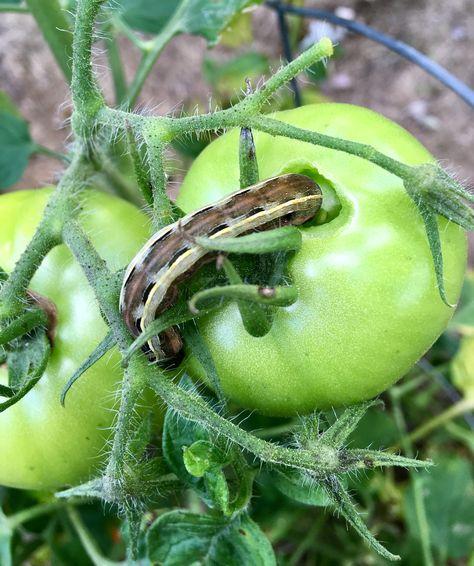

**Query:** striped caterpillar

left=119, top=174, right=322, bottom=359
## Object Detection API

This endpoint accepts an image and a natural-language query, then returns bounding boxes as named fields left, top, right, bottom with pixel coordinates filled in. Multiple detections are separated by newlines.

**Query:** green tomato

left=176, top=103, right=467, bottom=416
left=0, top=188, right=152, bottom=490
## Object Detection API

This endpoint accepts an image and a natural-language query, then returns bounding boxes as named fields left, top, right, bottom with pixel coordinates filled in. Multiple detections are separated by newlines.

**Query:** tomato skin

left=0, top=189, right=152, bottom=490
left=176, top=103, right=467, bottom=416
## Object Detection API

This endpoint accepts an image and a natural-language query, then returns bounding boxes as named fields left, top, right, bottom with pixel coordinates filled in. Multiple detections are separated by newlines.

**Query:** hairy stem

left=71, top=0, right=106, bottom=139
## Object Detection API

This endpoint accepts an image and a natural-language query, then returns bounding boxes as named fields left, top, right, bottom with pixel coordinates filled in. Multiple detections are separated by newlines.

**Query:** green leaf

left=163, top=378, right=220, bottom=505
left=172, top=0, right=263, bottom=46
left=272, top=469, right=331, bottom=507
left=117, top=0, right=178, bottom=35
left=118, top=0, right=262, bottom=46
left=0, top=308, right=48, bottom=346
left=163, top=376, right=254, bottom=515
left=147, top=511, right=276, bottom=565
left=405, top=456, right=474, bottom=559
left=0, top=330, right=50, bottom=412
left=183, top=440, right=227, bottom=478
left=0, top=109, right=35, bottom=190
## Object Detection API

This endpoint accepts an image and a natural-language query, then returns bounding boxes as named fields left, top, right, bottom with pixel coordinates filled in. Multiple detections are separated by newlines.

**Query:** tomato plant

left=2, top=0, right=473, bottom=560
left=177, top=103, right=467, bottom=416
left=0, top=188, right=152, bottom=490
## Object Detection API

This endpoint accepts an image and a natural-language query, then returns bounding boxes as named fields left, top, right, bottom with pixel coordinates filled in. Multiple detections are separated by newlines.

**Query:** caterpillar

left=119, top=174, right=322, bottom=359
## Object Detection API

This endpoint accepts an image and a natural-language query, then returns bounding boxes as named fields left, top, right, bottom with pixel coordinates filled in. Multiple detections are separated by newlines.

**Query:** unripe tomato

left=0, top=189, right=152, bottom=489
left=176, top=103, right=467, bottom=416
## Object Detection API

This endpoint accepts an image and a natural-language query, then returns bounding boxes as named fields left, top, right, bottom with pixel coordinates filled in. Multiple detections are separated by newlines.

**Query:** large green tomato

left=0, top=189, right=151, bottom=490
left=177, top=103, right=467, bottom=416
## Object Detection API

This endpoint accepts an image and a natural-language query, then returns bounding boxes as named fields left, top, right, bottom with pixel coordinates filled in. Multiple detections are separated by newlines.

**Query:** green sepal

left=0, top=308, right=48, bottom=346
left=404, top=163, right=474, bottom=306
left=188, top=283, right=297, bottom=314
left=239, top=126, right=259, bottom=188
left=322, top=474, right=401, bottom=562
left=193, top=225, right=302, bottom=255
left=60, top=330, right=116, bottom=406
left=221, top=256, right=272, bottom=337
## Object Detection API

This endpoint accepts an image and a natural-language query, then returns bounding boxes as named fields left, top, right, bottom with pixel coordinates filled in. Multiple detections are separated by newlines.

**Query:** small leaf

left=147, top=511, right=276, bottom=565
left=172, top=0, right=263, bottom=47
left=163, top=376, right=254, bottom=514
left=272, top=469, right=331, bottom=507
left=117, top=0, right=262, bottom=46
left=0, top=109, right=35, bottom=190
left=0, top=308, right=48, bottom=346
left=0, top=329, right=50, bottom=412
left=117, top=0, right=178, bottom=34
left=183, top=440, right=227, bottom=478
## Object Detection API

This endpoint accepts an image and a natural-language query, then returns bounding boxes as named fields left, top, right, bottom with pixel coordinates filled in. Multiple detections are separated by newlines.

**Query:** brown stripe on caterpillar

left=119, top=174, right=322, bottom=360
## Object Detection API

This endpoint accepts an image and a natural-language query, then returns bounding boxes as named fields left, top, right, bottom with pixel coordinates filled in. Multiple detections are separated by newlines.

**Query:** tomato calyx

left=404, top=163, right=474, bottom=307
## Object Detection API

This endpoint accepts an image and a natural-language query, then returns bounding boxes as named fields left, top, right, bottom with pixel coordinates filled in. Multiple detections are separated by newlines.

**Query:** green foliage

left=118, top=0, right=263, bottom=46
left=117, top=0, right=177, bottom=34
left=147, top=511, right=276, bottom=565
left=163, top=377, right=255, bottom=516
left=0, top=92, right=35, bottom=190
left=405, top=457, right=474, bottom=560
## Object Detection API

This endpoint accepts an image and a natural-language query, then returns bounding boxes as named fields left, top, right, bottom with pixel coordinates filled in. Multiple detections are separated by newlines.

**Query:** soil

left=0, top=0, right=472, bottom=189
